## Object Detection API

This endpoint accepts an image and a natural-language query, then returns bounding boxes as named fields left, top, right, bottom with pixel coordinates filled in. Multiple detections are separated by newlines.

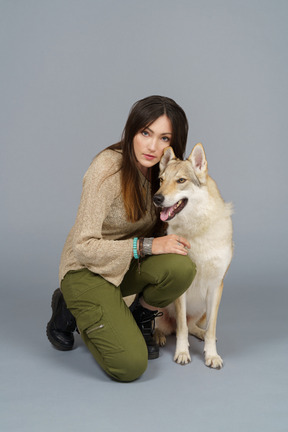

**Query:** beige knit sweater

left=59, top=149, right=158, bottom=286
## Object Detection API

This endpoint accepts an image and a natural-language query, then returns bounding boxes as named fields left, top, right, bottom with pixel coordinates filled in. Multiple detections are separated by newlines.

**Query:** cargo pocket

left=76, top=305, right=124, bottom=355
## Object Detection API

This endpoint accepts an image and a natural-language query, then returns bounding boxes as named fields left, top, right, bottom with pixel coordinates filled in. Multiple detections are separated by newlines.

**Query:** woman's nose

left=148, top=138, right=157, bottom=151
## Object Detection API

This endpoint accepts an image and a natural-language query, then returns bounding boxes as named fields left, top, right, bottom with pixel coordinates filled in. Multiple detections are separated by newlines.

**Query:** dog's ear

left=160, top=146, right=176, bottom=172
left=188, top=143, right=208, bottom=178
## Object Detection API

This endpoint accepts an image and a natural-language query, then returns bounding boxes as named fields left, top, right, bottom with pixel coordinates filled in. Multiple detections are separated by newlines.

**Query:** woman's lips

left=143, top=154, right=156, bottom=160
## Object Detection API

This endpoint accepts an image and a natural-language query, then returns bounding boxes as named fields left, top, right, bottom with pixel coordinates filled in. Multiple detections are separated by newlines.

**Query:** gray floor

left=1, top=272, right=287, bottom=432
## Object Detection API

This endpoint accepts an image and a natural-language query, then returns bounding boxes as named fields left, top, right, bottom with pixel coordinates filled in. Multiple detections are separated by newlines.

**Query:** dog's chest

left=168, top=221, right=232, bottom=274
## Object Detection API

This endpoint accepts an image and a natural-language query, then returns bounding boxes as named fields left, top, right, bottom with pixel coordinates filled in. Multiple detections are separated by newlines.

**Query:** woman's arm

left=72, top=151, right=133, bottom=283
left=136, top=235, right=190, bottom=257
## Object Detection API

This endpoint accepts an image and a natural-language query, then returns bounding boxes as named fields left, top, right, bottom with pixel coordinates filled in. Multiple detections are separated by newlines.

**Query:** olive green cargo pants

left=61, top=254, right=196, bottom=382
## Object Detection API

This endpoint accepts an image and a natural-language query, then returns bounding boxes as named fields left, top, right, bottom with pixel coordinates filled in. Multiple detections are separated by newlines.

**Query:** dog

left=152, top=143, right=233, bottom=369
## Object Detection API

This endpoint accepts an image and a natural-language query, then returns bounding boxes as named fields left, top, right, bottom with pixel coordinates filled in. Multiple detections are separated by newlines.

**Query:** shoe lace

left=140, top=310, right=163, bottom=323
left=140, top=310, right=163, bottom=332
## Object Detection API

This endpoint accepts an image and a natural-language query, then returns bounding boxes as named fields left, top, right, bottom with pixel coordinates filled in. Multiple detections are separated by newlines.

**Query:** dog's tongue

left=160, top=206, right=174, bottom=221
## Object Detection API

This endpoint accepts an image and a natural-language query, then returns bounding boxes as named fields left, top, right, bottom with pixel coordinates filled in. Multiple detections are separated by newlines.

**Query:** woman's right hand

left=151, top=234, right=190, bottom=256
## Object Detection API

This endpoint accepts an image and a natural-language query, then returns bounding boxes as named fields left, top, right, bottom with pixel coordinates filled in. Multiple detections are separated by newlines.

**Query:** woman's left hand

left=151, top=234, right=190, bottom=256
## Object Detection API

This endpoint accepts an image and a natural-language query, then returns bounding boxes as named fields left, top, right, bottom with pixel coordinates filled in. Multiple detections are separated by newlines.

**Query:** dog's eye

left=159, top=178, right=163, bottom=183
left=177, top=178, right=186, bottom=184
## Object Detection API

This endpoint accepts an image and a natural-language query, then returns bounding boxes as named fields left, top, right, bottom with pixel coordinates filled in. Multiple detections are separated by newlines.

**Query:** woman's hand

left=151, top=234, right=191, bottom=256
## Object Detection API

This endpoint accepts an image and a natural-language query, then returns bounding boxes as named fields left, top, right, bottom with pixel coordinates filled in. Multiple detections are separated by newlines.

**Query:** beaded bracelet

left=133, top=237, right=139, bottom=259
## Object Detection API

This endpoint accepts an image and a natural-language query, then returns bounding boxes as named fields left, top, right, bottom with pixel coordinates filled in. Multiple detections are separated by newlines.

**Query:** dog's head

left=153, top=143, right=208, bottom=222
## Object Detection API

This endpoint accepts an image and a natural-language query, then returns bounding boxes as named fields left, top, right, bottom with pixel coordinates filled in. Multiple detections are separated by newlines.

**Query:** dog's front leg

left=204, top=281, right=224, bottom=369
left=174, top=293, right=191, bottom=365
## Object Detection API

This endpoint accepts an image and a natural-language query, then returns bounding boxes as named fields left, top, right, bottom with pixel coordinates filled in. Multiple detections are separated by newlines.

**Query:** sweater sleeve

left=72, top=151, right=133, bottom=285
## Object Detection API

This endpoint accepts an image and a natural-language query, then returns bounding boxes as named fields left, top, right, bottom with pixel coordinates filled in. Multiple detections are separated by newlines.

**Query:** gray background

left=1, top=1, right=287, bottom=431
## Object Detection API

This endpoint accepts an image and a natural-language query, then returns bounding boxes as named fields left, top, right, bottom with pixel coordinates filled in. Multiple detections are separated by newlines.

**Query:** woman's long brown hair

left=108, top=95, right=189, bottom=222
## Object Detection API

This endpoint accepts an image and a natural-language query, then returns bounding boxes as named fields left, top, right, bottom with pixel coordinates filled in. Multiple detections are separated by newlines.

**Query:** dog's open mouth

left=160, top=199, right=188, bottom=222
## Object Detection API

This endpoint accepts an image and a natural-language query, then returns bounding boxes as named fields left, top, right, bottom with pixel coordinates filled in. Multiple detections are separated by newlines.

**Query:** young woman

left=46, top=95, right=196, bottom=382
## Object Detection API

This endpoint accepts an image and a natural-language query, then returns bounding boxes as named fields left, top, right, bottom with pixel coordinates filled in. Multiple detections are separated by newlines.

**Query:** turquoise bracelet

left=133, top=237, right=139, bottom=259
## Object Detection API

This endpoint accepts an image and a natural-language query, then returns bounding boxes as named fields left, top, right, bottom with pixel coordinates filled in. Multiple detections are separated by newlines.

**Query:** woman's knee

left=153, top=254, right=196, bottom=288
left=171, top=255, right=197, bottom=286
left=77, top=306, right=148, bottom=382
left=108, top=347, right=148, bottom=382
left=143, top=255, right=197, bottom=308
left=82, top=329, right=148, bottom=382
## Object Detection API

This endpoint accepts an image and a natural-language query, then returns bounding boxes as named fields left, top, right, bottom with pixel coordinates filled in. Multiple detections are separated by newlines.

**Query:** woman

left=46, top=95, right=196, bottom=382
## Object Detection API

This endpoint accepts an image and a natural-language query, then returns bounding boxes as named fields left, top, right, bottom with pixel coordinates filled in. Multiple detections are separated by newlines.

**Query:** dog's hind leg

left=174, top=293, right=191, bottom=365
left=154, top=328, right=167, bottom=347
left=188, top=320, right=205, bottom=341
left=204, top=281, right=224, bottom=369
left=154, top=308, right=175, bottom=346
left=196, top=313, right=206, bottom=329
left=187, top=313, right=206, bottom=340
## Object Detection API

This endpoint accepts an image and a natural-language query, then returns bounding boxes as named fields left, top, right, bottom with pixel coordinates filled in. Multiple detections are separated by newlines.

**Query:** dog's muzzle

left=153, top=194, right=164, bottom=207
left=153, top=194, right=188, bottom=222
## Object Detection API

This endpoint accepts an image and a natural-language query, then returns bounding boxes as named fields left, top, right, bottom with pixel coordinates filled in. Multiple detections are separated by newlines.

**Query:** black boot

left=46, top=288, right=77, bottom=351
left=130, top=296, right=162, bottom=360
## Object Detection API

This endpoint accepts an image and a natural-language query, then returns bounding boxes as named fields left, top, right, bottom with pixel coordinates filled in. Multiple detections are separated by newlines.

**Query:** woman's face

left=133, top=115, right=172, bottom=176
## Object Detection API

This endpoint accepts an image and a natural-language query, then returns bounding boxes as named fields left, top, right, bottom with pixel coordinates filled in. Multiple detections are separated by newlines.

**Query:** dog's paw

left=174, top=351, right=191, bottom=365
left=205, top=354, right=223, bottom=369
left=154, top=329, right=166, bottom=347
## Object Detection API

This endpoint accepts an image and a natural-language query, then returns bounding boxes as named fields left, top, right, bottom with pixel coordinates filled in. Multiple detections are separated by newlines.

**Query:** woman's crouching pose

left=46, top=95, right=196, bottom=382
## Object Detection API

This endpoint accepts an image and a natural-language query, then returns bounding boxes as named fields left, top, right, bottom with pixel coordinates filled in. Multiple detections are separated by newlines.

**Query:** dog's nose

left=153, top=194, right=164, bottom=206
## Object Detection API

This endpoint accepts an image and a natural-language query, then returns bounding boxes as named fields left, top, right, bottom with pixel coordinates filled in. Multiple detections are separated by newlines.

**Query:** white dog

left=153, top=143, right=233, bottom=369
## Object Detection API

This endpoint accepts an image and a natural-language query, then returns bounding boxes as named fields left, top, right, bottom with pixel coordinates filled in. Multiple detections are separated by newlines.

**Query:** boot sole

left=46, top=289, right=74, bottom=351
left=148, top=351, right=159, bottom=360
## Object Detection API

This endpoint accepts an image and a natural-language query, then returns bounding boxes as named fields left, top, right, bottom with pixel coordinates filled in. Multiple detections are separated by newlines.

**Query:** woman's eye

left=142, top=130, right=149, bottom=137
left=177, top=178, right=186, bottom=184
left=162, top=136, right=170, bottom=142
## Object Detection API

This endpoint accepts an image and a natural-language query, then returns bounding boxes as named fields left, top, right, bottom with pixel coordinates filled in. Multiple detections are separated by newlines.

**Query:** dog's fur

left=153, top=143, right=233, bottom=368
